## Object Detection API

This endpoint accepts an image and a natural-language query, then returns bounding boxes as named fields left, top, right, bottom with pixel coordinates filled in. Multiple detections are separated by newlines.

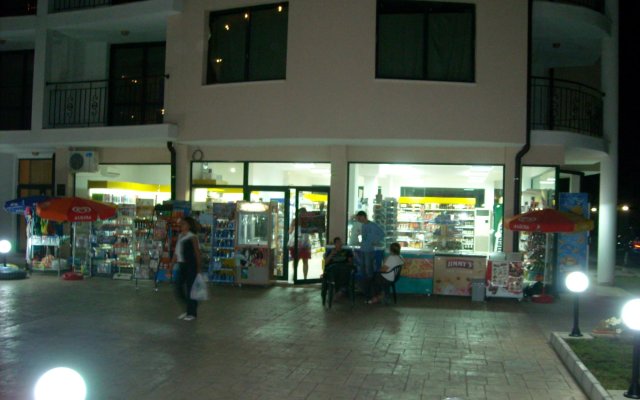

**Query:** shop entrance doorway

left=247, top=186, right=329, bottom=284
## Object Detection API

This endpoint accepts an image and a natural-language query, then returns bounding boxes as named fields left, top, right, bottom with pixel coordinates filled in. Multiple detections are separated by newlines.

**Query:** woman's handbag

left=190, top=273, right=209, bottom=301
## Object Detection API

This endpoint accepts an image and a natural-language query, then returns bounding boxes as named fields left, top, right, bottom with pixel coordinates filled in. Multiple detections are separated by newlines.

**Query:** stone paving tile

left=0, top=275, right=590, bottom=399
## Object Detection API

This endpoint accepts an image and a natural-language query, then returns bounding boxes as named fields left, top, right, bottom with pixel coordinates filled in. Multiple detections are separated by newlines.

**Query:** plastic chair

left=382, top=264, right=403, bottom=304
left=321, top=263, right=356, bottom=309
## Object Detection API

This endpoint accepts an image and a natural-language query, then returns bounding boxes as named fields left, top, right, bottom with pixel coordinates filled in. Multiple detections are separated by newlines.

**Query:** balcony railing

left=52, top=0, right=143, bottom=13
left=537, top=0, right=604, bottom=14
left=46, top=76, right=164, bottom=128
left=0, top=0, right=37, bottom=17
left=531, top=76, right=603, bottom=138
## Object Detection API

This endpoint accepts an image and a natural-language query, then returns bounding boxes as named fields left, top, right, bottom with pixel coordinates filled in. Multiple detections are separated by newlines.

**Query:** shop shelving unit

left=373, top=197, right=397, bottom=245
left=92, top=204, right=136, bottom=279
left=209, top=218, right=236, bottom=284
left=397, top=201, right=476, bottom=251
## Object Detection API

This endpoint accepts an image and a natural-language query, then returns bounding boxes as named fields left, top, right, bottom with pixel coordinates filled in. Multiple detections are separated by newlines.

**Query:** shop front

left=72, top=164, right=171, bottom=278
left=191, top=161, right=331, bottom=284
left=347, top=163, right=505, bottom=296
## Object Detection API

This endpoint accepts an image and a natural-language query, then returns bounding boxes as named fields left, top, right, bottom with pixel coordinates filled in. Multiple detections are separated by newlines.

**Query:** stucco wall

left=165, top=0, right=528, bottom=145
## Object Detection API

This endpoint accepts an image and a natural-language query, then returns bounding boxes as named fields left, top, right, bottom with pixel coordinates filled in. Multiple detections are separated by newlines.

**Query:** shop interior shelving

left=92, top=204, right=136, bottom=278
left=397, top=202, right=476, bottom=251
left=209, top=218, right=236, bottom=284
left=373, top=197, right=398, bottom=246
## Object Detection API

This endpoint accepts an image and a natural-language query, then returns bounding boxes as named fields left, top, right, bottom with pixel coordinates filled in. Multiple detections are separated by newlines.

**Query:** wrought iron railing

left=537, top=0, right=604, bottom=14
left=46, top=76, right=164, bottom=128
left=0, top=0, right=37, bottom=17
left=531, top=76, right=604, bottom=138
left=52, top=0, right=143, bottom=13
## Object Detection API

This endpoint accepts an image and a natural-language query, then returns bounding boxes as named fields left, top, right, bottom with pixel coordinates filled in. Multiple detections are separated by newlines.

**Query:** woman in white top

left=173, top=217, right=202, bottom=321
left=368, top=242, right=403, bottom=304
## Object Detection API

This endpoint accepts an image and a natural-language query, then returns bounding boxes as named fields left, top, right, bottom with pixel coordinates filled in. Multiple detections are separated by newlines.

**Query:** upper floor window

left=207, top=3, right=288, bottom=84
left=377, top=1, right=475, bottom=82
left=0, top=50, right=34, bottom=130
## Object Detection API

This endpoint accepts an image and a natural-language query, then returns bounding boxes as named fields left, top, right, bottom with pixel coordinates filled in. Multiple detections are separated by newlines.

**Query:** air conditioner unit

left=69, top=151, right=99, bottom=173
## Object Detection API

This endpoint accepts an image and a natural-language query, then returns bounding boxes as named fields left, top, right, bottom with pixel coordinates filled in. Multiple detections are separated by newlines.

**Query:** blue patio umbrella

left=3, top=195, right=50, bottom=214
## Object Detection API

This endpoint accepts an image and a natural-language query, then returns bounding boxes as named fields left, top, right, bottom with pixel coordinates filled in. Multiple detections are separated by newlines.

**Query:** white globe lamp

left=34, top=367, right=87, bottom=400
left=565, top=271, right=589, bottom=337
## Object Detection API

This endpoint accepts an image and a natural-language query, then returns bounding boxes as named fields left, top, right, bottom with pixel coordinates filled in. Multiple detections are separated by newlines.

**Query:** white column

left=597, top=0, right=619, bottom=285
left=175, top=144, right=190, bottom=201
left=0, top=155, right=17, bottom=249
left=328, top=145, right=348, bottom=241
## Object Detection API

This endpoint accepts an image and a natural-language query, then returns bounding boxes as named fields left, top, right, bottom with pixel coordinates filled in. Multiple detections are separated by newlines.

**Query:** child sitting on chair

left=367, top=242, right=403, bottom=304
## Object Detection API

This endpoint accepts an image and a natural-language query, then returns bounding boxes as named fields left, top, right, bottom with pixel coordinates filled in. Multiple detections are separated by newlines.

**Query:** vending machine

left=235, top=201, right=278, bottom=286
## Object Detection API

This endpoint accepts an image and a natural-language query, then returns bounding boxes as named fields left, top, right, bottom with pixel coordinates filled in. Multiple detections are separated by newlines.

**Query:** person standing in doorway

left=173, top=217, right=202, bottom=321
left=355, top=211, right=385, bottom=296
left=289, top=207, right=311, bottom=279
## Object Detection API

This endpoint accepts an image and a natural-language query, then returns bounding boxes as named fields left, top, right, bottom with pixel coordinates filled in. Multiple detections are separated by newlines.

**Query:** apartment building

left=0, top=0, right=618, bottom=283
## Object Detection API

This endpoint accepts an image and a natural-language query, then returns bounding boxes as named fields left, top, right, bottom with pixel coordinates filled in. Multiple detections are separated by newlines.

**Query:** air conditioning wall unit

left=69, top=151, right=99, bottom=173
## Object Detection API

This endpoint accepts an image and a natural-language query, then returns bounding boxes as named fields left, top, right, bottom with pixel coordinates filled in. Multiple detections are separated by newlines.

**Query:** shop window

left=248, top=163, right=330, bottom=187
left=521, top=166, right=557, bottom=212
left=74, top=164, right=171, bottom=204
left=348, top=163, right=503, bottom=253
left=376, top=0, right=475, bottom=82
left=192, top=162, right=244, bottom=186
left=0, top=50, right=34, bottom=130
left=207, top=3, right=288, bottom=84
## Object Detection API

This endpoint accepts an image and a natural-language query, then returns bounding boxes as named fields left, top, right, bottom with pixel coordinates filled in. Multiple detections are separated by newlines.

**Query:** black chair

left=321, top=263, right=356, bottom=309
left=381, top=264, right=403, bottom=304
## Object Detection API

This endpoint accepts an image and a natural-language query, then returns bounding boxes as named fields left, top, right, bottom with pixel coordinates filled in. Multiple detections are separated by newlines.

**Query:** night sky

left=618, top=1, right=639, bottom=226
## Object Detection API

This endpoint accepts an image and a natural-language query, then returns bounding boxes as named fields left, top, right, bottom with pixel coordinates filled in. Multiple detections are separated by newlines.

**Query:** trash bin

left=471, top=279, right=485, bottom=302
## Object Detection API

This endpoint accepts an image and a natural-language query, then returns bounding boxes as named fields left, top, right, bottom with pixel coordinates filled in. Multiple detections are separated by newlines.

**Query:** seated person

left=367, top=242, right=404, bottom=304
left=323, top=237, right=354, bottom=291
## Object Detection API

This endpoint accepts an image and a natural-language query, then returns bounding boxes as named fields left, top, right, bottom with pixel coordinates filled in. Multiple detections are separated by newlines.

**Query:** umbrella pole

left=72, top=222, right=76, bottom=275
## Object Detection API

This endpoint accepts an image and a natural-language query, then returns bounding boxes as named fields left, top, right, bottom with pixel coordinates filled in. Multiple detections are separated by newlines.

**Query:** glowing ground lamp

left=34, top=367, right=87, bottom=400
left=622, top=299, right=640, bottom=399
left=565, top=271, right=589, bottom=337
left=0, top=239, right=11, bottom=266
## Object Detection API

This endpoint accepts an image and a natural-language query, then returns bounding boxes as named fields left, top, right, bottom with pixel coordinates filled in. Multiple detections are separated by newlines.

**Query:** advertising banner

left=558, top=193, right=590, bottom=278
left=434, top=256, right=486, bottom=296
left=396, top=253, right=434, bottom=294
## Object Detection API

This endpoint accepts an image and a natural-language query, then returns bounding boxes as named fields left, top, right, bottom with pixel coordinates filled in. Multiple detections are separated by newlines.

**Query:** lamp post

left=0, top=239, right=11, bottom=266
left=622, top=299, right=640, bottom=399
left=565, top=271, right=589, bottom=337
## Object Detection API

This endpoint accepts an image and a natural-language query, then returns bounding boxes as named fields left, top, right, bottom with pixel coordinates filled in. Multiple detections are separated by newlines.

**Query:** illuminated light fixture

left=277, top=5, right=283, bottom=12
left=203, top=163, right=209, bottom=170
left=239, top=202, right=269, bottom=212
left=244, top=13, right=249, bottom=19
left=215, top=58, right=223, bottom=64
left=622, top=205, right=630, bottom=212
left=34, top=367, right=87, bottom=400
left=230, top=167, right=237, bottom=173
left=565, top=271, right=589, bottom=337
left=0, top=239, right=11, bottom=266
left=591, top=207, right=597, bottom=213
left=622, top=299, right=640, bottom=398
left=224, top=24, right=230, bottom=30
left=161, top=108, right=165, bottom=115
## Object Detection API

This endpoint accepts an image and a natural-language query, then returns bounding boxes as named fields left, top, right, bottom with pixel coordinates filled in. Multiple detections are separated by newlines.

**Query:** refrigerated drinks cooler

left=235, top=201, right=278, bottom=286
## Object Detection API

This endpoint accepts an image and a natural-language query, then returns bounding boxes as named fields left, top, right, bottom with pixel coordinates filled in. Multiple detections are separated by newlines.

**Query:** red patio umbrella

left=507, top=208, right=594, bottom=233
left=36, top=197, right=116, bottom=222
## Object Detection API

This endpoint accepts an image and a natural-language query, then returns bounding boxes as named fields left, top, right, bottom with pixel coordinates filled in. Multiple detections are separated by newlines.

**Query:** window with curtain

left=377, top=1, right=475, bottom=82
left=207, top=3, right=288, bottom=84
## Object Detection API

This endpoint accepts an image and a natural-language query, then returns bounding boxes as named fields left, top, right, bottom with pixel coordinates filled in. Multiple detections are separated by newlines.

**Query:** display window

left=75, top=164, right=171, bottom=205
left=520, top=166, right=557, bottom=212
left=347, top=163, right=504, bottom=253
left=192, top=162, right=244, bottom=186
left=248, top=163, right=330, bottom=186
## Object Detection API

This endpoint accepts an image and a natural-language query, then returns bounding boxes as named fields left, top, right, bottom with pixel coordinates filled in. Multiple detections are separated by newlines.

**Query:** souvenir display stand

left=153, top=201, right=191, bottom=284
left=207, top=203, right=237, bottom=284
left=235, top=201, right=277, bottom=286
left=485, top=252, right=524, bottom=300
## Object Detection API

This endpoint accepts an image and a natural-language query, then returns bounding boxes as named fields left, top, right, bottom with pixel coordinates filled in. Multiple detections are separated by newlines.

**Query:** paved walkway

left=0, top=273, right=593, bottom=400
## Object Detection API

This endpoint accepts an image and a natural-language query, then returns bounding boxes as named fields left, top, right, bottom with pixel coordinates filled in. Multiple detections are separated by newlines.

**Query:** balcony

left=536, top=0, right=604, bottom=14
left=0, top=0, right=37, bottom=17
left=531, top=76, right=603, bottom=138
left=46, top=76, right=164, bottom=128
left=51, top=0, right=143, bottom=13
